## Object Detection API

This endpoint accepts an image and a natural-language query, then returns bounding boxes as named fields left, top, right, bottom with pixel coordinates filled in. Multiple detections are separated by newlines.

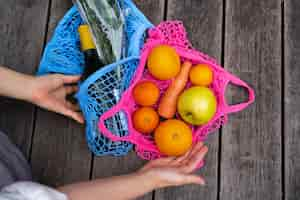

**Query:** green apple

left=177, top=86, right=217, bottom=125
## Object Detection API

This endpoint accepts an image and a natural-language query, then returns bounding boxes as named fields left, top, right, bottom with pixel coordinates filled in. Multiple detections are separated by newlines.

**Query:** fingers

left=172, top=142, right=204, bottom=166
left=171, top=149, right=192, bottom=166
left=148, top=157, right=176, bottom=167
left=190, top=141, right=205, bottom=154
left=156, top=157, right=176, bottom=164
left=66, top=101, right=81, bottom=111
left=49, top=74, right=81, bottom=89
left=60, top=75, right=81, bottom=84
left=50, top=86, right=80, bottom=112
left=181, top=145, right=208, bottom=173
left=64, top=108, right=85, bottom=124
left=187, top=142, right=205, bottom=161
left=140, top=157, right=175, bottom=172
left=65, top=85, right=78, bottom=95
left=69, top=111, right=85, bottom=124
left=65, top=85, right=80, bottom=112
left=50, top=99, right=84, bottom=124
left=59, top=96, right=84, bottom=123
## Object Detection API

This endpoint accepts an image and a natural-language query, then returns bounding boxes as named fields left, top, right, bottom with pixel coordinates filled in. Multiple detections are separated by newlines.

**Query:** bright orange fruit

left=189, top=64, right=213, bottom=86
left=147, top=45, right=181, bottom=80
left=133, top=107, right=159, bottom=134
left=154, top=119, right=193, bottom=156
left=133, top=81, right=160, bottom=106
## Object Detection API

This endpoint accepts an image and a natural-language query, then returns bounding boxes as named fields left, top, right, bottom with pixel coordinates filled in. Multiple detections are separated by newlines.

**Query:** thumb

left=64, top=109, right=85, bottom=124
left=180, top=175, right=206, bottom=186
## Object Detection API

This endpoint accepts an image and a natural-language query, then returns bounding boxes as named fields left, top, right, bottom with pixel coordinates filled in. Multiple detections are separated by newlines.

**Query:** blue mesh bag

left=38, top=0, right=153, bottom=156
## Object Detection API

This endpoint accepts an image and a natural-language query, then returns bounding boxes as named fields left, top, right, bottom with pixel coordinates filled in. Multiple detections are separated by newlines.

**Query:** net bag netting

left=38, top=0, right=153, bottom=156
left=98, top=21, right=255, bottom=160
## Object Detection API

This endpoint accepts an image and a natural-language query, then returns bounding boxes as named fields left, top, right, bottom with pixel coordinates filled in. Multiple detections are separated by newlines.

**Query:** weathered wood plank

left=46, top=0, right=73, bottom=40
left=30, top=0, right=92, bottom=187
left=221, top=1, right=282, bottom=200
left=155, top=0, right=223, bottom=199
left=134, top=0, right=165, bottom=25
left=91, top=1, right=165, bottom=199
left=285, top=0, right=300, bottom=199
left=0, top=0, right=50, bottom=158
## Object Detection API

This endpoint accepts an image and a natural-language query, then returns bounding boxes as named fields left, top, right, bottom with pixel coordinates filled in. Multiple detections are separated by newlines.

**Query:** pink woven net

left=98, top=21, right=255, bottom=160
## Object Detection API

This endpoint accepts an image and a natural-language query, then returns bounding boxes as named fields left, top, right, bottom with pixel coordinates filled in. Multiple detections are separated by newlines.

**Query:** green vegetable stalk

left=74, top=0, right=126, bottom=80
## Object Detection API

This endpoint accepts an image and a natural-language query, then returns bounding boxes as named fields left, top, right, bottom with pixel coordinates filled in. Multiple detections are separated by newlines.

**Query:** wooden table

left=0, top=0, right=299, bottom=199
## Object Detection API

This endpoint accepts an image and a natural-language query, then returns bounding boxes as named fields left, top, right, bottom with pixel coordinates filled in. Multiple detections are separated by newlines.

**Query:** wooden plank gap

left=28, top=107, right=37, bottom=163
left=152, top=190, right=156, bottom=200
left=28, top=0, right=52, bottom=163
left=280, top=0, right=285, bottom=199
left=217, top=1, right=226, bottom=199
left=42, top=0, right=53, bottom=51
left=163, top=0, right=168, bottom=21
left=221, top=0, right=227, bottom=66
left=89, top=154, right=95, bottom=180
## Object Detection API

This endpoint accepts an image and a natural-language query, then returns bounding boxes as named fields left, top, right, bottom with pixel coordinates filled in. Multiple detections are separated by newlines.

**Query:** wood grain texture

left=30, top=0, right=92, bottom=187
left=46, top=0, right=73, bottom=40
left=91, top=1, right=165, bottom=200
left=155, top=0, right=223, bottom=199
left=221, top=1, right=282, bottom=200
left=134, top=0, right=165, bottom=25
left=284, top=0, right=300, bottom=199
left=0, top=0, right=50, bottom=157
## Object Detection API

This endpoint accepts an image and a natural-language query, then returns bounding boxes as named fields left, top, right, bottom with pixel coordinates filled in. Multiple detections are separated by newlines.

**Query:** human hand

left=139, top=142, right=208, bottom=188
left=29, top=74, right=84, bottom=123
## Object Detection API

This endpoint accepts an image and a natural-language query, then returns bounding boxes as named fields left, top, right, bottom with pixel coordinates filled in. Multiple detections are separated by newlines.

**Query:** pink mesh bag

left=98, top=21, right=255, bottom=160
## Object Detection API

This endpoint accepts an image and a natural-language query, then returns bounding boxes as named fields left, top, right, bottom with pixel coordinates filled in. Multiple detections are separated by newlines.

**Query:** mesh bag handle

left=98, top=101, right=160, bottom=153
left=223, top=73, right=255, bottom=114
left=98, top=104, right=133, bottom=142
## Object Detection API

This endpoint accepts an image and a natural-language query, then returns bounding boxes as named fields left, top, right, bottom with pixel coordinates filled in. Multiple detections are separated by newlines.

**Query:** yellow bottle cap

left=78, top=25, right=96, bottom=51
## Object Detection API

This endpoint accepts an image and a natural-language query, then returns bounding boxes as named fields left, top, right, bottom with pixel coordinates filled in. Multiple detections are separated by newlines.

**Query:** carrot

left=158, top=61, right=192, bottom=119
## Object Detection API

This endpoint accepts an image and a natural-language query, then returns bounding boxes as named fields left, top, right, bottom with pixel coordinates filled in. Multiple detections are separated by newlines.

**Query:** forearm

left=58, top=172, right=157, bottom=200
left=0, top=66, right=34, bottom=101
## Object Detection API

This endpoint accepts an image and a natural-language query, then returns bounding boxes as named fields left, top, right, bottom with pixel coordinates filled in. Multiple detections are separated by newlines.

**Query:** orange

left=147, top=45, right=181, bottom=80
left=154, top=119, right=193, bottom=156
left=189, top=64, right=213, bottom=86
left=133, top=81, right=160, bottom=106
left=133, top=107, right=159, bottom=134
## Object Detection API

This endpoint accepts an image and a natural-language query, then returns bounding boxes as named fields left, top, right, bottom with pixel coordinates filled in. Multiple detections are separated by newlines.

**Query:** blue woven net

left=38, top=0, right=153, bottom=156
left=38, top=6, right=84, bottom=75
